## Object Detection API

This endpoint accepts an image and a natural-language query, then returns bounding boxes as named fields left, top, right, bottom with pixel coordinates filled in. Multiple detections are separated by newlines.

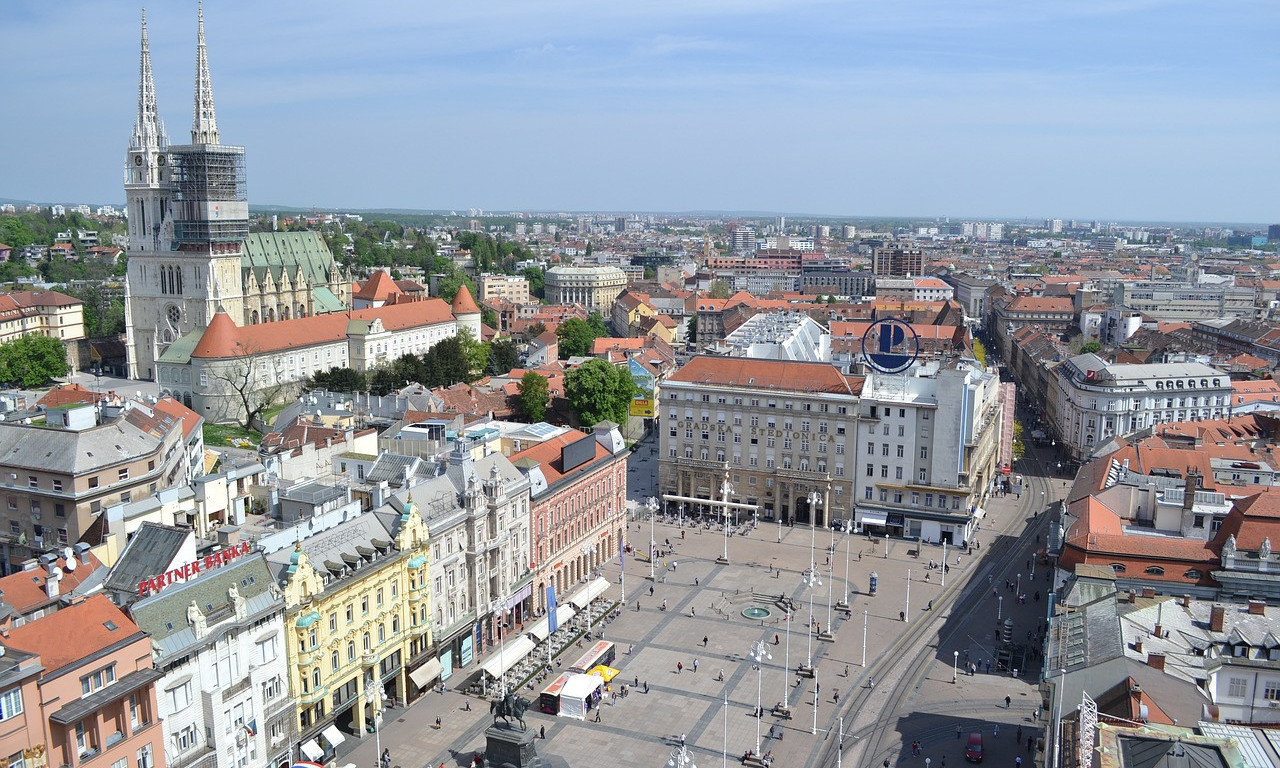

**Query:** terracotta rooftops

left=353, top=270, right=402, bottom=301
left=0, top=551, right=104, bottom=615
left=191, top=299, right=455, bottom=358
left=669, top=356, right=860, bottom=396
left=3, top=594, right=144, bottom=675
left=451, top=284, right=480, bottom=315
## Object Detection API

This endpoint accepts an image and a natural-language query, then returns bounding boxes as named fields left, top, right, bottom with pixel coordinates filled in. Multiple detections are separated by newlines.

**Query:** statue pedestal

left=486, top=724, right=543, bottom=768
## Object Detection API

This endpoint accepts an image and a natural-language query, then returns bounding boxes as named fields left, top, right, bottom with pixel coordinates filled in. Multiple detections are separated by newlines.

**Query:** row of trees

left=555, top=313, right=610, bottom=357
left=304, top=332, right=523, bottom=397
left=518, top=358, right=637, bottom=426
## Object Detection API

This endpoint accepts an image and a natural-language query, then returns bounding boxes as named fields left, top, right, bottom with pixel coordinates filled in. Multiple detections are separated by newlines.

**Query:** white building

left=715, top=312, right=831, bottom=362
left=544, top=266, right=627, bottom=313
left=1048, top=354, right=1232, bottom=460
left=127, top=549, right=294, bottom=768
left=852, top=359, right=1002, bottom=543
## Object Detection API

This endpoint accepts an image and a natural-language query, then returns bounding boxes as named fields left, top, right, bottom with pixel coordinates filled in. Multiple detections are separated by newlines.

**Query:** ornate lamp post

left=646, top=496, right=658, bottom=581
left=952, top=650, right=959, bottom=684
left=669, top=744, right=697, bottom=768
left=749, top=640, right=772, bottom=754
left=718, top=480, right=734, bottom=564
left=803, top=561, right=820, bottom=671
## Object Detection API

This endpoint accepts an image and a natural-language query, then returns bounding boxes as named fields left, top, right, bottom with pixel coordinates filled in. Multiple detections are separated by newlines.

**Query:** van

left=964, top=732, right=984, bottom=763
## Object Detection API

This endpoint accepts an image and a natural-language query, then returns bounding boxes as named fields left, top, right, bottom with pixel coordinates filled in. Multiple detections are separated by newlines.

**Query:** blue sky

left=2, top=0, right=1277, bottom=222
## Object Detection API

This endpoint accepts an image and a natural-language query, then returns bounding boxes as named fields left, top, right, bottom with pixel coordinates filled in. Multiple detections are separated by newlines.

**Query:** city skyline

left=2, top=0, right=1276, bottom=222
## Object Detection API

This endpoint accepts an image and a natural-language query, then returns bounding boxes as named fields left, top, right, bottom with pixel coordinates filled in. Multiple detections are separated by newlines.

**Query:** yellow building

left=267, top=496, right=434, bottom=750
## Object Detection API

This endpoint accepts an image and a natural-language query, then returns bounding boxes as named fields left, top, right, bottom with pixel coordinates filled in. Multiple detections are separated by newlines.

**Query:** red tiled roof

left=510, top=431, right=619, bottom=487
left=451, top=284, right=480, bottom=315
left=669, top=356, right=859, bottom=396
left=353, top=271, right=402, bottom=301
left=151, top=395, right=202, bottom=441
left=1005, top=296, right=1074, bottom=314
left=0, top=552, right=104, bottom=615
left=192, top=299, right=455, bottom=358
left=3, top=594, right=144, bottom=675
left=36, top=383, right=96, bottom=409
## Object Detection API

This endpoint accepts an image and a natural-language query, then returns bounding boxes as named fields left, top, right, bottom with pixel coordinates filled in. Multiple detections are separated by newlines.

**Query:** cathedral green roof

left=312, top=286, right=346, bottom=314
left=241, top=231, right=338, bottom=289
left=156, top=328, right=203, bottom=365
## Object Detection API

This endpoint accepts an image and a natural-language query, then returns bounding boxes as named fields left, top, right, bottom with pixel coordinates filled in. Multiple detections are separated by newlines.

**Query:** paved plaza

left=332, top=440, right=1067, bottom=768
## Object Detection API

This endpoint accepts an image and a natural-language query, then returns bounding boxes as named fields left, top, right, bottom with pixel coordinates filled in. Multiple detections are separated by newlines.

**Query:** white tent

left=526, top=605, right=577, bottom=641
left=479, top=635, right=537, bottom=681
left=556, top=673, right=603, bottom=720
left=568, top=577, right=611, bottom=611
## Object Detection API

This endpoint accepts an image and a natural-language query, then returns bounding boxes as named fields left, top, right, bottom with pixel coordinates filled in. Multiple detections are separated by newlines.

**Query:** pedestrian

left=1005, top=695, right=1012, bottom=709
left=677, top=661, right=683, bottom=674
left=465, top=697, right=471, bottom=711
left=834, top=690, right=840, bottom=704
left=650, top=585, right=655, bottom=596
left=1017, top=726, right=1023, bottom=743
left=681, top=733, right=686, bottom=747
left=644, top=681, right=649, bottom=693
left=957, top=725, right=962, bottom=739
left=994, top=724, right=1000, bottom=738
left=594, top=709, right=601, bottom=723
left=694, top=659, right=700, bottom=673
left=774, top=634, right=780, bottom=645
left=695, top=577, right=700, bottom=586
left=382, top=749, right=391, bottom=768
left=868, top=675, right=874, bottom=689
left=816, top=682, right=820, bottom=694
left=942, top=758, right=946, bottom=768
left=703, top=635, right=709, bottom=647
left=635, top=676, right=640, bottom=688
left=691, top=607, right=696, bottom=616
left=440, top=682, right=446, bottom=695
left=1028, top=736, right=1035, bottom=753
left=540, top=725, right=546, bottom=739
left=844, top=664, right=850, bottom=677
left=1016, top=758, right=1022, bottom=768
left=435, top=716, right=442, bottom=728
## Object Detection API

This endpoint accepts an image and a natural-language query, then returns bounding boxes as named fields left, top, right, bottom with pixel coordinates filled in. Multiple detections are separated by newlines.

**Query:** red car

left=965, top=732, right=984, bottom=763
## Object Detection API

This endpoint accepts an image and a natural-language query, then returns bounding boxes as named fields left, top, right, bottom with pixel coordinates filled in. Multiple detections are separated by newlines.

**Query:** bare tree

left=205, top=340, right=290, bottom=429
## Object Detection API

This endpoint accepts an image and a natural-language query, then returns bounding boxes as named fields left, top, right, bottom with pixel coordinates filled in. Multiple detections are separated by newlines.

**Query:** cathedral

left=123, top=5, right=351, bottom=380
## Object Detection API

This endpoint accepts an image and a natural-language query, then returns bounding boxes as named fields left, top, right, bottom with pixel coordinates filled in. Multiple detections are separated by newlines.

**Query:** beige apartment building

left=478, top=274, right=531, bottom=305
left=0, top=290, right=85, bottom=344
left=0, top=403, right=189, bottom=575
left=657, top=357, right=862, bottom=526
left=545, top=266, right=627, bottom=314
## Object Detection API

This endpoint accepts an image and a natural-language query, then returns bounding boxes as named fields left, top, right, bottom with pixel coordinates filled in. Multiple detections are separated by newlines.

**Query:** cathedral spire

left=191, top=0, right=220, bottom=145
left=132, top=8, right=165, bottom=151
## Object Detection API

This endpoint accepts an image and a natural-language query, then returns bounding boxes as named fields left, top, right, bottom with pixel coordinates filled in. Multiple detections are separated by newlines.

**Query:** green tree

left=972, top=337, right=988, bottom=367
left=587, top=311, right=609, bottom=338
left=1012, top=419, right=1027, bottom=460
left=60, top=283, right=125, bottom=339
left=304, top=366, right=368, bottom=393
left=487, top=338, right=520, bottom=376
left=525, top=321, right=547, bottom=340
left=1080, top=341, right=1102, bottom=354
left=556, top=317, right=597, bottom=358
left=585, top=242, right=593, bottom=256
left=481, top=307, right=499, bottom=329
left=687, top=315, right=698, bottom=343
left=521, top=267, right=545, bottom=299
left=708, top=280, right=732, bottom=299
left=564, top=358, right=638, bottom=427
left=0, top=334, right=69, bottom=387
left=456, top=329, right=489, bottom=381
left=518, top=371, right=550, bottom=422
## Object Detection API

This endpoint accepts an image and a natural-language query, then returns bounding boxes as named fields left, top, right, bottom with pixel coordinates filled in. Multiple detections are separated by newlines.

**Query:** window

left=867, top=442, right=875, bottom=455
left=81, top=663, right=116, bottom=695
left=257, top=634, right=279, bottom=665
left=920, top=447, right=929, bottom=459
left=331, top=651, right=340, bottom=672
left=1144, top=566, right=1165, bottom=576
left=1227, top=677, right=1248, bottom=698
left=0, top=687, right=22, bottom=721
left=27, top=475, right=37, bottom=488
left=329, top=612, right=337, bottom=632
left=377, top=588, right=384, bottom=606
left=165, top=681, right=192, bottom=711
left=918, top=469, right=927, bottom=482
left=866, top=464, right=874, bottom=477
left=118, top=468, right=129, bottom=481
left=348, top=641, right=356, bottom=662
left=175, top=724, right=199, bottom=753
left=129, top=693, right=141, bottom=728
left=897, top=445, right=904, bottom=458
left=76, top=720, right=91, bottom=756
left=1184, top=569, right=1202, bottom=580
left=1264, top=681, right=1280, bottom=702
left=865, top=487, right=873, bottom=500
left=346, top=604, right=354, bottom=623
left=89, top=476, right=99, bottom=488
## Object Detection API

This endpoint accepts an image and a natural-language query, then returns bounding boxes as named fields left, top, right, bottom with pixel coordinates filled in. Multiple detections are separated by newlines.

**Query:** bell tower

left=126, top=2, right=247, bottom=380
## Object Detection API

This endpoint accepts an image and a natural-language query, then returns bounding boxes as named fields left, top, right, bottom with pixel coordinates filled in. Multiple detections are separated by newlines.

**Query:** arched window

left=331, top=651, right=340, bottom=671
left=377, top=624, right=385, bottom=643
left=1184, top=569, right=1202, bottom=580
left=392, top=616, right=400, bottom=634
left=347, top=641, right=355, bottom=662
left=1144, top=566, right=1165, bottom=576
left=362, top=632, right=371, bottom=652
left=1110, top=563, right=1127, bottom=573
left=312, top=668, right=321, bottom=688
left=250, top=310, right=260, bottom=324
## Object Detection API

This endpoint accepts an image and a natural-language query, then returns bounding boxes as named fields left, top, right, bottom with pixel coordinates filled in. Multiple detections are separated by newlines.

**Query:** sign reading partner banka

left=861, top=317, right=921, bottom=374
left=137, top=541, right=253, bottom=596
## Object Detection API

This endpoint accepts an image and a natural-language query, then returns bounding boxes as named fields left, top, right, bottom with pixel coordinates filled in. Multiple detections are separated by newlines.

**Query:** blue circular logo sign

left=861, top=317, right=921, bottom=374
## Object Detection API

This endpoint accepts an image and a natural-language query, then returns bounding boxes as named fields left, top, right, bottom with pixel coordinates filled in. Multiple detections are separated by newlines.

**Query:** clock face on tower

left=134, top=155, right=143, bottom=166
left=157, top=155, right=166, bottom=166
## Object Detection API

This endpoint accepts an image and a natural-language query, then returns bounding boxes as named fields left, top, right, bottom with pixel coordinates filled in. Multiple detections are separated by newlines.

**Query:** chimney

left=1153, top=623, right=1162, bottom=639
left=1248, top=600, right=1266, bottom=616
left=1134, top=638, right=1143, bottom=654
left=1183, top=471, right=1199, bottom=512
left=1147, top=652, right=1166, bottom=670
left=1142, top=587, right=1156, bottom=598
left=1128, top=590, right=1138, bottom=603
left=1182, top=594, right=1191, bottom=608
left=1210, top=604, right=1226, bottom=632
left=44, top=565, right=61, bottom=599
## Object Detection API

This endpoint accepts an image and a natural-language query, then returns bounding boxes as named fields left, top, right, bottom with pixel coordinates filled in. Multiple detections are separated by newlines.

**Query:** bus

left=568, top=640, right=616, bottom=674
left=538, top=671, right=574, bottom=715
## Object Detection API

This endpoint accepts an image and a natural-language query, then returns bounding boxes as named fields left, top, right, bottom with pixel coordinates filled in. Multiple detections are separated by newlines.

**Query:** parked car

left=964, top=732, right=984, bottom=763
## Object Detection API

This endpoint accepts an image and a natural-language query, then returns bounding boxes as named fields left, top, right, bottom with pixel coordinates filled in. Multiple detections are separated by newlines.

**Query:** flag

left=546, top=586, right=558, bottom=634
left=292, top=763, right=324, bottom=768
left=243, top=719, right=257, bottom=737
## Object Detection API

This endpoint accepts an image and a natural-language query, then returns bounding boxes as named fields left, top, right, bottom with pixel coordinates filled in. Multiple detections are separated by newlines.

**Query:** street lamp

left=646, top=496, right=658, bottom=581
left=679, top=502, right=685, bottom=530
left=838, top=511, right=852, bottom=611
left=804, top=564, right=820, bottom=670
left=904, top=569, right=910, bottom=623
left=952, top=650, right=959, bottom=684
left=580, top=542, right=595, bottom=633
left=749, top=640, right=772, bottom=754
left=862, top=610, right=868, bottom=667
left=997, top=595, right=1003, bottom=620
left=1016, top=573, right=1022, bottom=595
left=668, top=744, right=697, bottom=768
left=719, top=480, right=734, bottom=564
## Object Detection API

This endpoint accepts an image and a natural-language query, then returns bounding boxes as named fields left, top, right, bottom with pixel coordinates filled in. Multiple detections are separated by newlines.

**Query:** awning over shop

left=858, top=510, right=888, bottom=527
left=568, top=577, right=610, bottom=611
left=321, top=724, right=346, bottom=748
left=299, top=740, right=324, bottom=761
left=479, top=635, right=537, bottom=680
left=526, top=605, right=576, bottom=641
left=409, top=658, right=443, bottom=690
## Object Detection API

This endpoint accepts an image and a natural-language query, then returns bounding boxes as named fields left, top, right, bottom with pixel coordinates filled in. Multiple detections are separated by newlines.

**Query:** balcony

left=298, top=685, right=329, bottom=705
left=222, top=674, right=252, bottom=700
left=362, top=651, right=379, bottom=666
